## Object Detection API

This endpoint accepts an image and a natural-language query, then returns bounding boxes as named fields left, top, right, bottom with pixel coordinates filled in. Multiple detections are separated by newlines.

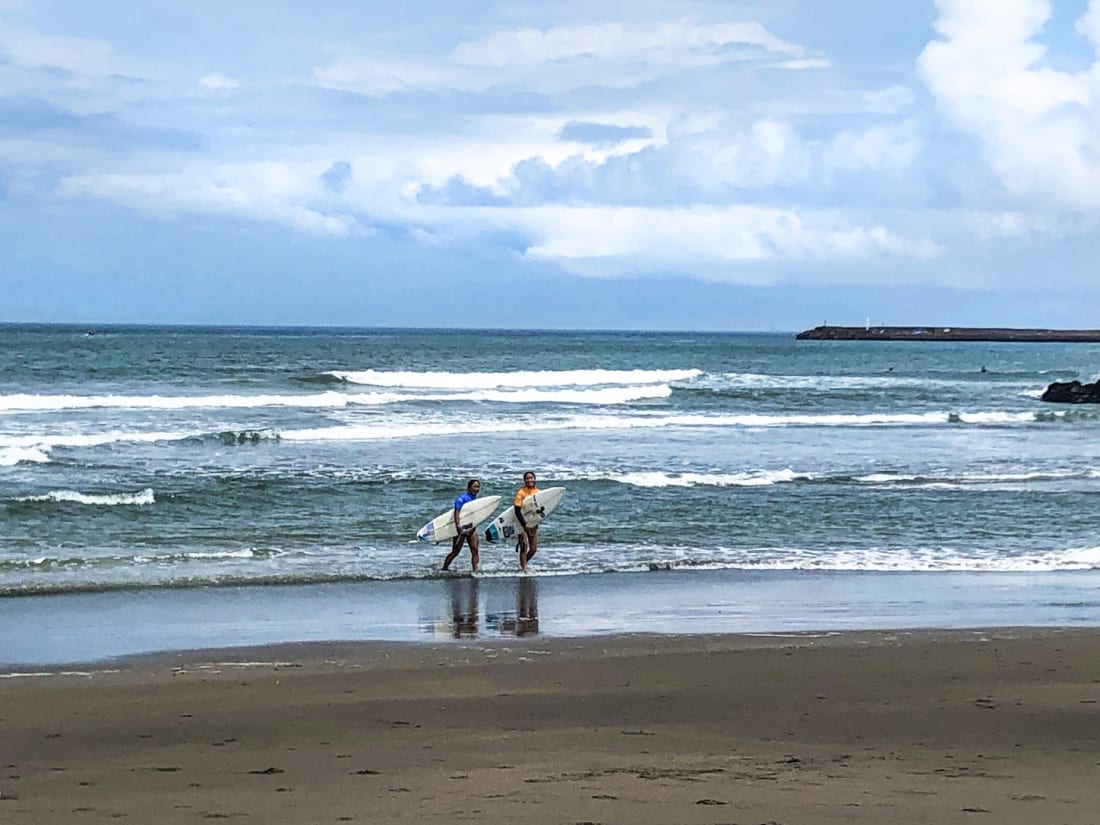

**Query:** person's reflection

left=448, top=577, right=480, bottom=638
left=515, top=576, right=539, bottom=637
left=491, top=576, right=540, bottom=637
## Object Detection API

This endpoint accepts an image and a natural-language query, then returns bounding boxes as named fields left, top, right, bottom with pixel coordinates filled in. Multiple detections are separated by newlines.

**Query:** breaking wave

left=326, top=368, right=702, bottom=389
left=611, top=469, right=810, bottom=487
left=0, top=446, right=50, bottom=466
left=15, top=488, right=155, bottom=506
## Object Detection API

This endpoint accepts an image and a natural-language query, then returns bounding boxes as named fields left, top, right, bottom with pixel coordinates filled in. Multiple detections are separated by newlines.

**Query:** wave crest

left=15, top=488, right=155, bottom=506
left=0, top=446, right=50, bottom=466
left=328, top=368, right=701, bottom=390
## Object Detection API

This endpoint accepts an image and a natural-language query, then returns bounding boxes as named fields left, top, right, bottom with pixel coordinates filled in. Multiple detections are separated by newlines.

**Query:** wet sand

left=3, top=629, right=1099, bottom=824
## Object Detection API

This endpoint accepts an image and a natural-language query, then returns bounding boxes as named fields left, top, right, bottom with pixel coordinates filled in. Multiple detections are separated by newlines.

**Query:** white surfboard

left=483, top=487, right=566, bottom=543
left=416, top=495, right=502, bottom=543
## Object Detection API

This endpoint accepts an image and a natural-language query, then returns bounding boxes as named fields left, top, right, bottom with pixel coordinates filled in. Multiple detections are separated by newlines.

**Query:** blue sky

left=1, top=0, right=1099, bottom=330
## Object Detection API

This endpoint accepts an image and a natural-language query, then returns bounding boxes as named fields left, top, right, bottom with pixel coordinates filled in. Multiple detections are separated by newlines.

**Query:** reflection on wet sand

left=449, top=577, right=480, bottom=638
left=488, top=577, right=539, bottom=637
left=421, top=577, right=539, bottom=639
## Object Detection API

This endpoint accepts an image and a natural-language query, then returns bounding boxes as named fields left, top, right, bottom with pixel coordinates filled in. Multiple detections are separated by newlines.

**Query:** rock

left=1041, top=380, right=1100, bottom=403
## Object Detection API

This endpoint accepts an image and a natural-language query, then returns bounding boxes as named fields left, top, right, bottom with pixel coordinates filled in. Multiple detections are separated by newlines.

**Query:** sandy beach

left=3, top=629, right=1099, bottom=824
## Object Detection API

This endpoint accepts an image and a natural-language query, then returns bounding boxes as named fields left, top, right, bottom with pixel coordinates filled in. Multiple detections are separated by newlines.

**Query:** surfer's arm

left=513, top=504, right=527, bottom=528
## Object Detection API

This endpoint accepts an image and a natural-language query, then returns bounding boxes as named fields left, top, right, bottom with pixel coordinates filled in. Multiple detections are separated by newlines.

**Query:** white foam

left=697, top=372, right=1047, bottom=391
left=613, top=469, right=808, bottom=487
left=134, top=548, right=255, bottom=562
left=959, top=411, right=1041, bottom=425
left=329, top=368, right=701, bottom=389
left=279, top=409, right=1047, bottom=444
left=0, top=670, right=120, bottom=680
left=0, top=445, right=50, bottom=465
left=731, top=544, right=1100, bottom=573
left=447, top=385, right=671, bottom=404
left=186, top=548, right=256, bottom=560
left=704, top=372, right=958, bottom=390
left=0, top=385, right=670, bottom=414
left=0, top=430, right=195, bottom=449
left=17, top=488, right=155, bottom=506
left=0, top=407, right=1057, bottom=454
left=856, top=469, right=1085, bottom=486
left=0, top=391, right=356, bottom=413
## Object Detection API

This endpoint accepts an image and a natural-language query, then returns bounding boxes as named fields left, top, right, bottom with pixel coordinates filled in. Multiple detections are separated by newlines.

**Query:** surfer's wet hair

left=466, top=478, right=480, bottom=491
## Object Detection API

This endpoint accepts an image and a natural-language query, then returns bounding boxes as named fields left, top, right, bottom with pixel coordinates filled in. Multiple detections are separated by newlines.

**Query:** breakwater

left=797, top=326, right=1100, bottom=342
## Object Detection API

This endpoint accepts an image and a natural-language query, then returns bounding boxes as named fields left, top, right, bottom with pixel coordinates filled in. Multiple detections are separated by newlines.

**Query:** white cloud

left=200, top=73, right=238, bottom=91
left=826, top=123, right=921, bottom=172
left=0, top=21, right=124, bottom=77
left=450, top=19, right=803, bottom=67
left=960, top=208, right=1095, bottom=240
left=412, top=204, right=940, bottom=277
left=772, top=58, right=830, bottom=70
left=919, top=0, right=1100, bottom=210
left=314, top=17, right=822, bottom=97
left=59, top=163, right=358, bottom=236
left=0, top=19, right=170, bottom=112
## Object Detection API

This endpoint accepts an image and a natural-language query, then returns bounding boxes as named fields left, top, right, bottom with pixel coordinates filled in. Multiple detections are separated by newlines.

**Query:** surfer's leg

left=468, top=531, right=480, bottom=572
left=443, top=534, right=465, bottom=570
left=525, top=528, right=539, bottom=562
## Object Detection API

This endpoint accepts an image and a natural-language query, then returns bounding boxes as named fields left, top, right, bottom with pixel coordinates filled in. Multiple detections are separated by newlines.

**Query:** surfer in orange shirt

left=513, top=471, right=540, bottom=571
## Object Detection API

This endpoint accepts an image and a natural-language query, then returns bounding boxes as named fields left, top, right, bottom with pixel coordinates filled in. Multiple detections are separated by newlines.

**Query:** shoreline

left=797, top=324, right=1100, bottom=342
left=7, top=568, right=1100, bottom=668
left=4, top=629, right=1099, bottom=823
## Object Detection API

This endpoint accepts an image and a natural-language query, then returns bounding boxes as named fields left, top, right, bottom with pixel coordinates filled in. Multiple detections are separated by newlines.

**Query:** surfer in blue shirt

left=442, top=479, right=481, bottom=572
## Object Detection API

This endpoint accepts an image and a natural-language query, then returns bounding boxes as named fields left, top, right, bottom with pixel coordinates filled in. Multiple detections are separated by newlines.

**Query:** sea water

left=2, top=325, right=1100, bottom=664
left=2, top=324, right=1100, bottom=598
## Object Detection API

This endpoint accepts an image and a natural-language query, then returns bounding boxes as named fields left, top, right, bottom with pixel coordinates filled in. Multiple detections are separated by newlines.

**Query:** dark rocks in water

left=1041, top=380, right=1100, bottom=403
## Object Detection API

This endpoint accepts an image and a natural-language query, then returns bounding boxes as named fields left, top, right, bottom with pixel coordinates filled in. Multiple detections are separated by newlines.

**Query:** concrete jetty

left=796, top=326, right=1100, bottom=343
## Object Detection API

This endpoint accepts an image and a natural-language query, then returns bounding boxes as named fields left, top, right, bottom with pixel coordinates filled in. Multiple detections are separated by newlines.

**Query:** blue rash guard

left=454, top=491, right=476, bottom=512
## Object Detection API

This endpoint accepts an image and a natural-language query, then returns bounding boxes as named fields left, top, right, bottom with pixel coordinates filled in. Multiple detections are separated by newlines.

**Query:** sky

left=1, top=0, right=1099, bottom=331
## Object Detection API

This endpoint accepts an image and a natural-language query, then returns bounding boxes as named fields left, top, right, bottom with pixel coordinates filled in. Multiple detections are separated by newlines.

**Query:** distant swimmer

left=442, top=479, right=481, bottom=572
left=513, top=471, right=540, bottom=572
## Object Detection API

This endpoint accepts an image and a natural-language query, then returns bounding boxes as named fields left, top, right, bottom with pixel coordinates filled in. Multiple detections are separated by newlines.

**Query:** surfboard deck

left=484, top=487, right=566, bottom=543
left=417, top=495, right=502, bottom=543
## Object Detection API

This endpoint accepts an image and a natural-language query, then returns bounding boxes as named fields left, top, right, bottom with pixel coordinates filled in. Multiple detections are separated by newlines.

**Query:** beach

left=4, top=629, right=1099, bottom=824
left=4, top=326, right=1100, bottom=822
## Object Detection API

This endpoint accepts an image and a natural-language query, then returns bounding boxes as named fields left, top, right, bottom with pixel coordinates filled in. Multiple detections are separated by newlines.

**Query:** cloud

left=450, top=19, right=804, bottom=67
left=0, top=96, right=201, bottom=152
left=558, top=121, right=653, bottom=146
left=417, top=176, right=508, bottom=207
left=919, top=0, right=1100, bottom=210
left=825, top=122, right=921, bottom=173
left=425, top=114, right=923, bottom=209
left=59, top=162, right=358, bottom=236
left=408, top=203, right=940, bottom=281
left=200, top=73, right=238, bottom=91
left=320, top=160, right=352, bottom=193
left=313, top=17, right=823, bottom=97
left=0, top=20, right=129, bottom=78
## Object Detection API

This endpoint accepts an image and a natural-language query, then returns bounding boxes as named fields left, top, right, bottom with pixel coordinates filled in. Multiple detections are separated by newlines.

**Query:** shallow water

left=5, top=568, right=1100, bottom=666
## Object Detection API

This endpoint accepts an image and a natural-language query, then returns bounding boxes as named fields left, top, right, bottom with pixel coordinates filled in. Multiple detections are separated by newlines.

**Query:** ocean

left=3, top=324, right=1100, bottom=662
